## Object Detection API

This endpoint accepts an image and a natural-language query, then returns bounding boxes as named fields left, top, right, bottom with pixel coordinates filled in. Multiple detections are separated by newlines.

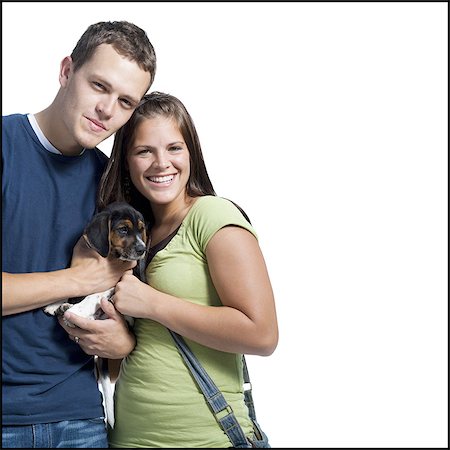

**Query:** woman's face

left=126, top=115, right=191, bottom=208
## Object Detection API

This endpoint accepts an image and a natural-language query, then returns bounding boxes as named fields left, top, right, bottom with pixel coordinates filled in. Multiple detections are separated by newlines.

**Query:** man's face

left=58, top=44, right=151, bottom=154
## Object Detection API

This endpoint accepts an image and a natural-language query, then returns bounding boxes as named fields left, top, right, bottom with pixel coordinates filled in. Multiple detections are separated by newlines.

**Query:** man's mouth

left=86, top=117, right=107, bottom=132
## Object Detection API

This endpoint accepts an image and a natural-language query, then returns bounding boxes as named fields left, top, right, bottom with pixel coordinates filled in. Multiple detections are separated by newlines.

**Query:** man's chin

left=78, top=135, right=107, bottom=150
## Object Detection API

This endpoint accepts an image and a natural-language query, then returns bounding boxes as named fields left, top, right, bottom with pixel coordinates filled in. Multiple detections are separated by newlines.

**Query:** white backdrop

left=2, top=2, right=448, bottom=447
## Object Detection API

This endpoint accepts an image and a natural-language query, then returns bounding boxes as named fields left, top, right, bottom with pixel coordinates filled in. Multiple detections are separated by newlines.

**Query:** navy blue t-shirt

left=2, top=114, right=109, bottom=424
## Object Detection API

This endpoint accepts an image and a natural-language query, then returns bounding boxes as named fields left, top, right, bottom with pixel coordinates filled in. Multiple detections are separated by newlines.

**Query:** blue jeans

left=2, top=417, right=108, bottom=448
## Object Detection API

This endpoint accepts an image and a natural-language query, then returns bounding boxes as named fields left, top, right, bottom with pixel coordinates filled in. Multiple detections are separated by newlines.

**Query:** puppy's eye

left=117, top=226, right=129, bottom=235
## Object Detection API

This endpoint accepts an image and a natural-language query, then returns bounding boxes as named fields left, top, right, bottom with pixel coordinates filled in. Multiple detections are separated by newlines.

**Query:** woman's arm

left=112, top=226, right=278, bottom=356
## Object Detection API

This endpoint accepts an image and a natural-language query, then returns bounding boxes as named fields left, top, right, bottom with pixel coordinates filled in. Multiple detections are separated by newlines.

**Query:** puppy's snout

left=135, top=242, right=146, bottom=256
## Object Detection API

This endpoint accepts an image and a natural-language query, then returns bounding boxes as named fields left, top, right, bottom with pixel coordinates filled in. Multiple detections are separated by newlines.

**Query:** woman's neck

left=150, top=196, right=196, bottom=245
left=153, top=196, right=194, bottom=226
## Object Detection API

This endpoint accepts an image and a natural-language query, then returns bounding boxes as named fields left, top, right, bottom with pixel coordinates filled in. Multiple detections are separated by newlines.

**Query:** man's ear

left=83, top=211, right=111, bottom=257
left=59, top=56, right=73, bottom=87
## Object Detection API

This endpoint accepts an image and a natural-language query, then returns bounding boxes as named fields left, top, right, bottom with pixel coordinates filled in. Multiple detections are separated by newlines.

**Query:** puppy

left=44, top=201, right=148, bottom=428
left=44, top=201, right=147, bottom=323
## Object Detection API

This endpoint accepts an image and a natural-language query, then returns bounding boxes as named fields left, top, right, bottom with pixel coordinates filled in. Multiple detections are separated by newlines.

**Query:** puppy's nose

left=135, top=244, right=146, bottom=256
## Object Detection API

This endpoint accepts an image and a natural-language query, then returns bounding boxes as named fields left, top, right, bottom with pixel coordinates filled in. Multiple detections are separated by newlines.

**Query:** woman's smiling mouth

left=147, top=174, right=175, bottom=184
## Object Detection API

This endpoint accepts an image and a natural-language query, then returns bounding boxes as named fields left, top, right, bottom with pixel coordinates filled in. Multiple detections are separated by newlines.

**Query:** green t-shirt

left=109, top=196, right=257, bottom=448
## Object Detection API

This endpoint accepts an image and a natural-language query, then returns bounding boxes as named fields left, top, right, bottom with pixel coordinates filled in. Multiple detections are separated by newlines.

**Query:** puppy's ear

left=83, top=211, right=111, bottom=257
left=139, top=219, right=148, bottom=245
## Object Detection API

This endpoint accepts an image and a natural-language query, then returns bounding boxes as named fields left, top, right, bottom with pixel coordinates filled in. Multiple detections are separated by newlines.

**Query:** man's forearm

left=2, top=270, right=82, bottom=316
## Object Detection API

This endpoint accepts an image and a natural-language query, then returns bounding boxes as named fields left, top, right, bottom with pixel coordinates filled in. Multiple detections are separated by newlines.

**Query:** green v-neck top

left=109, top=195, right=258, bottom=448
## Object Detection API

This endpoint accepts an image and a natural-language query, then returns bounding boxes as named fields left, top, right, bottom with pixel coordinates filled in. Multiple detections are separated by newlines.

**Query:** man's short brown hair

left=70, top=21, right=157, bottom=87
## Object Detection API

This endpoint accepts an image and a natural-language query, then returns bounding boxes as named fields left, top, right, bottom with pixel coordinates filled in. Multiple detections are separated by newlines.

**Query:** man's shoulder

left=2, top=114, right=32, bottom=146
left=2, top=113, right=27, bottom=126
left=91, top=147, right=109, bottom=166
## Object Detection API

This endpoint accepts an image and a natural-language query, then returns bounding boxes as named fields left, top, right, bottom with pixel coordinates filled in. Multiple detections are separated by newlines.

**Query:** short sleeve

left=187, top=196, right=258, bottom=253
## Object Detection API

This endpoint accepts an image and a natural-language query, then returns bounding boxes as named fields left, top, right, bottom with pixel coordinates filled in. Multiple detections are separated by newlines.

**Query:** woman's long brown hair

left=97, top=92, right=216, bottom=226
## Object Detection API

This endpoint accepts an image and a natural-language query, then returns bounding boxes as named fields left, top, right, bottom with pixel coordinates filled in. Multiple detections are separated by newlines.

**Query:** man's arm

left=2, top=270, right=86, bottom=315
left=2, top=238, right=136, bottom=316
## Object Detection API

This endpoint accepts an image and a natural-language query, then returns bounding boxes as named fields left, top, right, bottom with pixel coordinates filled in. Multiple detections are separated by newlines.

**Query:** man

left=2, top=21, right=156, bottom=448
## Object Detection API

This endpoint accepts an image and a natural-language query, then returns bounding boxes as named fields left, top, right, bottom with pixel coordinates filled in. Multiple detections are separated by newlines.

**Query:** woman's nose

left=153, top=153, right=170, bottom=170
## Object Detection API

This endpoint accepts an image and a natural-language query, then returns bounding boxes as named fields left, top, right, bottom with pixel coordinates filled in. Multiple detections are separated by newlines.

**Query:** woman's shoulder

left=194, top=195, right=228, bottom=206
left=191, top=195, right=247, bottom=220
left=186, top=196, right=257, bottom=248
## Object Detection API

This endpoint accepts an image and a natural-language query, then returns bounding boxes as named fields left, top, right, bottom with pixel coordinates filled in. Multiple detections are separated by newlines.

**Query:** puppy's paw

left=44, top=302, right=65, bottom=316
left=50, top=303, right=77, bottom=327
left=56, top=303, right=73, bottom=316
left=43, top=302, right=78, bottom=328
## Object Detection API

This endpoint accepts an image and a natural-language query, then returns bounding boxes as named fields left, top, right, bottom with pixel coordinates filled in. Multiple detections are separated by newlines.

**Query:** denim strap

left=169, top=330, right=251, bottom=448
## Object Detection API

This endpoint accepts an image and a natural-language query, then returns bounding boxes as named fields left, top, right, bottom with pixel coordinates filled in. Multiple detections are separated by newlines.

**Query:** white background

left=2, top=2, right=448, bottom=447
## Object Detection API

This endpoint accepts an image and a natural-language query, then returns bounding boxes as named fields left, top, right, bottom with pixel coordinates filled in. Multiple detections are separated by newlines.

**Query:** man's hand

left=58, top=298, right=136, bottom=358
left=69, top=237, right=137, bottom=297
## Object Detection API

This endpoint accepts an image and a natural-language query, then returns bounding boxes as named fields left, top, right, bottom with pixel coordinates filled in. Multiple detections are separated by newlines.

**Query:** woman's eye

left=169, top=146, right=182, bottom=152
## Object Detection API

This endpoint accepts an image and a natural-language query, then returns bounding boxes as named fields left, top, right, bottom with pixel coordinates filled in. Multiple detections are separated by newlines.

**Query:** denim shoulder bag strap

left=242, top=356, right=269, bottom=447
left=168, top=330, right=269, bottom=448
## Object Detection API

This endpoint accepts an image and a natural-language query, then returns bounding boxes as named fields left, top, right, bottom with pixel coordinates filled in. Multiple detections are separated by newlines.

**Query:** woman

left=98, top=92, right=278, bottom=448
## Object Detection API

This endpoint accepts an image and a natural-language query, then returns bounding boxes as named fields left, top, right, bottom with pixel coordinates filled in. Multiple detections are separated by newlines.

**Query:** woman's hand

left=112, top=270, right=153, bottom=319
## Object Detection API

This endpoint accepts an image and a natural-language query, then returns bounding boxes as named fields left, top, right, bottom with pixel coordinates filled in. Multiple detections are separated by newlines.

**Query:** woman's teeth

left=148, top=175, right=174, bottom=183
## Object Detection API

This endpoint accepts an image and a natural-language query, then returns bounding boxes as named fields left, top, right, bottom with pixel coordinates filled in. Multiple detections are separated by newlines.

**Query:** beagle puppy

left=44, top=201, right=147, bottom=323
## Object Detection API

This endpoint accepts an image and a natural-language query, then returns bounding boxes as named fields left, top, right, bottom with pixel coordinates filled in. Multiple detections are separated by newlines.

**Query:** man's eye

left=93, top=82, right=105, bottom=90
left=120, top=98, right=133, bottom=109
